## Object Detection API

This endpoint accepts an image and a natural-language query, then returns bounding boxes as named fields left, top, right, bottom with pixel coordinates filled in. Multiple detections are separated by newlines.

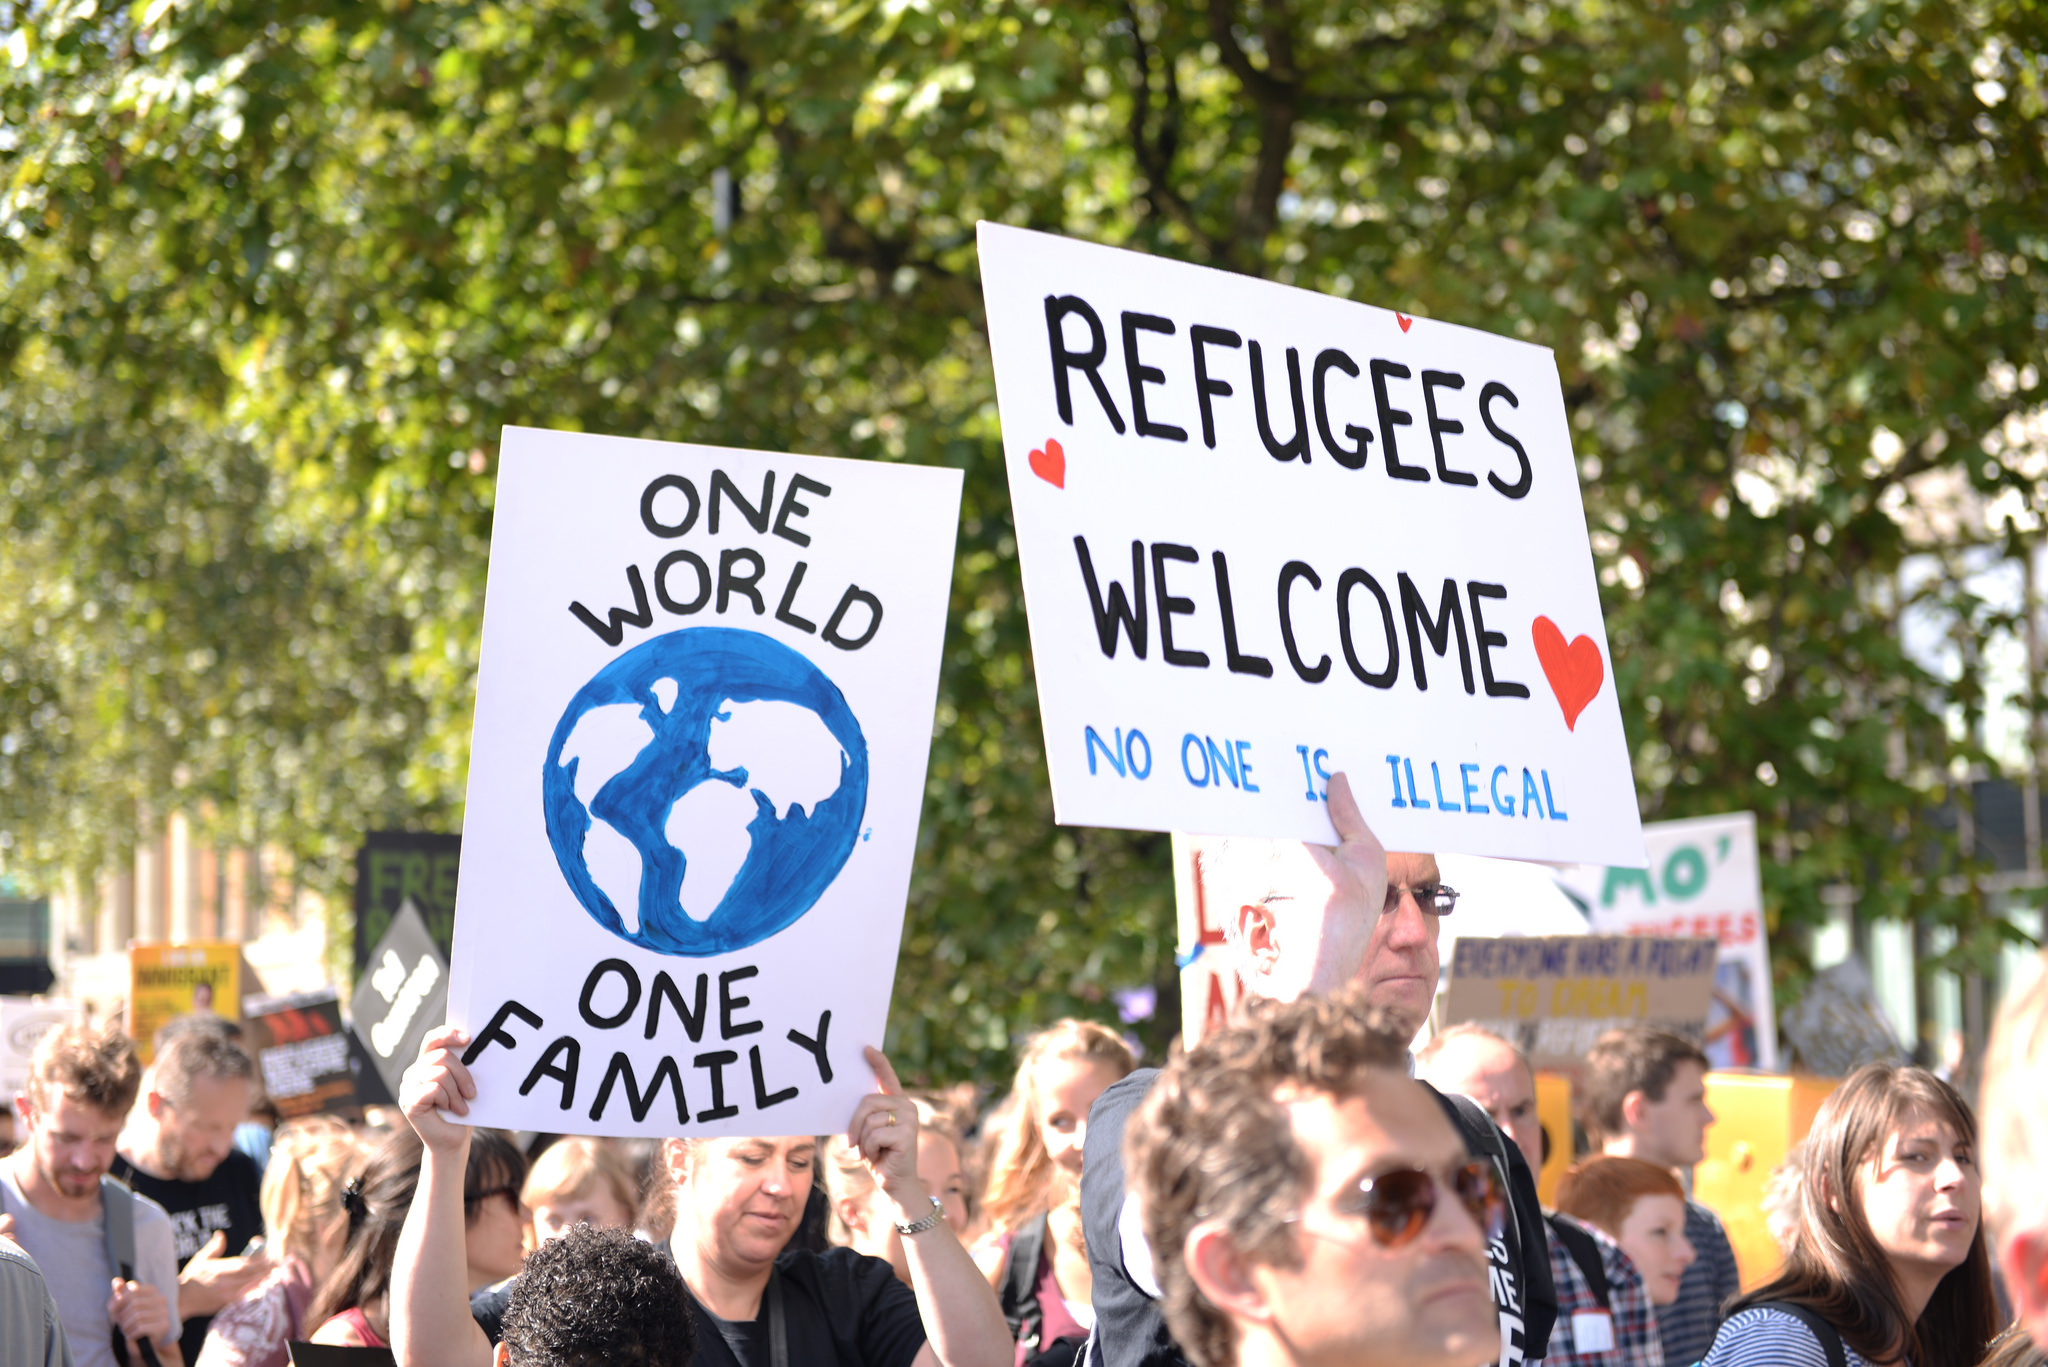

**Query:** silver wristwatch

left=895, top=1195, right=946, bottom=1236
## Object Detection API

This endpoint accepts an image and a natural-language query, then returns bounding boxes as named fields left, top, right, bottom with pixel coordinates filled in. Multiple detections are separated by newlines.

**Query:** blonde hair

left=522, top=1138, right=638, bottom=1221
left=982, top=1019, right=1135, bottom=1233
left=823, top=1099, right=957, bottom=1245
left=259, top=1116, right=363, bottom=1265
left=1984, top=954, right=2048, bottom=1243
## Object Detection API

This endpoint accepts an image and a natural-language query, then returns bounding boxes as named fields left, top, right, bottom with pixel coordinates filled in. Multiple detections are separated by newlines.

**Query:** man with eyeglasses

left=1082, top=774, right=1553, bottom=1367
left=111, top=1024, right=271, bottom=1366
left=1125, top=990, right=1503, bottom=1367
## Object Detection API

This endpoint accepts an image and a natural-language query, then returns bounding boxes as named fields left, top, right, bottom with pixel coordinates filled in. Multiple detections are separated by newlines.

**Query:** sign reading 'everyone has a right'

left=980, top=225, right=1644, bottom=866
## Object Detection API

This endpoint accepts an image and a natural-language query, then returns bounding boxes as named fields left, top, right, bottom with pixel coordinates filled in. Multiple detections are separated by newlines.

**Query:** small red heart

left=1531, top=616, right=1605, bottom=731
left=1396, top=312, right=1413, bottom=333
left=1029, top=438, right=1065, bottom=488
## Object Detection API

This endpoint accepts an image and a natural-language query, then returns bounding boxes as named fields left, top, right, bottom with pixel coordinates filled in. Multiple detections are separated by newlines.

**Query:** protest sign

left=349, top=899, right=449, bottom=1105
left=1171, top=834, right=1245, bottom=1047
left=129, top=943, right=242, bottom=1062
left=1556, top=811, right=1779, bottom=1070
left=353, top=832, right=461, bottom=970
left=244, top=989, right=358, bottom=1119
left=979, top=224, right=1644, bottom=866
left=1440, top=934, right=1718, bottom=1071
left=445, top=428, right=961, bottom=1138
left=0, top=996, right=82, bottom=1096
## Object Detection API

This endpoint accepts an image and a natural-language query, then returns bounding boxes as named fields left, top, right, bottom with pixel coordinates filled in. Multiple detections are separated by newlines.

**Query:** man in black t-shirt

left=112, top=1025, right=271, bottom=1364
left=1081, top=774, right=1554, bottom=1367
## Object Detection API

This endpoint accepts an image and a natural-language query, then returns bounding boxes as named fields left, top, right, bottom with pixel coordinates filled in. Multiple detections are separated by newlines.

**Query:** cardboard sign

left=0, top=996, right=82, bottom=1097
left=354, top=832, right=461, bottom=970
left=243, top=989, right=358, bottom=1119
left=1440, top=934, right=1717, bottom=1071
left=349, top=900, right=449, bottom=1105
left=129, top=943, right=242, bottom=1062
left=979, top=224, right=1643, bottom=865
left=446, top=428, right=961, bottom=1138
left=1557, top=812, right=1779, bottom=1070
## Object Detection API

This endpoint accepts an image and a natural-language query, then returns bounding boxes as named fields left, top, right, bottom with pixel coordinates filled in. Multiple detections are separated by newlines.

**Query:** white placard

left=1, top=996, right=82, bottom=1098
left=447, top=428, right=961, bottom=1137
left=1557, top=812, right=1779, bottom=1070
left=979, top=223, right=1644, bottom=866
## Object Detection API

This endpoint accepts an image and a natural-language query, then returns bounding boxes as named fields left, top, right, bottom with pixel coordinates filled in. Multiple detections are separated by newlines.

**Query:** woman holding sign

left=390, top=1024, right=1010, bottom=1367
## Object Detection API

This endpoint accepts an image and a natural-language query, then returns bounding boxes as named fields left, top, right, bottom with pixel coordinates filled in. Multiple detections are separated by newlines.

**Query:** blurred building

left=40, top=811, right=330, bottom=1020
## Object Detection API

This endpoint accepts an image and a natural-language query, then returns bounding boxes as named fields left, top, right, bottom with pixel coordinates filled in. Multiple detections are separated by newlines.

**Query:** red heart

left=1531, top=616, right=1605, bottom=731
left=1396, top=312, right=1413, bottom=333
left=1029, top=438, right=1065, bottom=488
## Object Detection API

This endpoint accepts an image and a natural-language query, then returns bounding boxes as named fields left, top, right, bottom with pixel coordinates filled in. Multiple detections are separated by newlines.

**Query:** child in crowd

left=974, top=1019, right=1135, bottom=1367
left=1543, top=1156, right=1698, bottom=1366
left=520, top=1138, right=639, bottom=1247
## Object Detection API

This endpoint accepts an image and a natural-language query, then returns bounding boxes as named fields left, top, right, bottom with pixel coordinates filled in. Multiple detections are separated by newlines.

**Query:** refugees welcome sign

left=980, top=224, right=1643, bottom=865
left=448, top=428, right=961, bottom=1137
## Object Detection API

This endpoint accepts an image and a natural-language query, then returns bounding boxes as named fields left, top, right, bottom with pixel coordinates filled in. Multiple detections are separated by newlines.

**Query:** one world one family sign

left=447, top=429, right=961, bottom=1138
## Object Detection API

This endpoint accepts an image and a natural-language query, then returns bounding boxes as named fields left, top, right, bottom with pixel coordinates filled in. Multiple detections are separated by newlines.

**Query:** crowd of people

left=1, top=770, right=2046, bottom=1367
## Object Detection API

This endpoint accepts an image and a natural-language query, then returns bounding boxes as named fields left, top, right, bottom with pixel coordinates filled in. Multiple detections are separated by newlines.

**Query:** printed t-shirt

left=0, top=1167, right=182, bottom=1367
left=112, top=1147, right=266, bottom=1365
left=194, top=1252, right=318, bottom=1367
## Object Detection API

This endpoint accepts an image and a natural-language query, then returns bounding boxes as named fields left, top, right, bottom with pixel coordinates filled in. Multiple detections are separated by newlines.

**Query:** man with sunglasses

left=1082, top=774, right=1553, bottom=1367
left=1125, top=990, right=1503, bottom=1367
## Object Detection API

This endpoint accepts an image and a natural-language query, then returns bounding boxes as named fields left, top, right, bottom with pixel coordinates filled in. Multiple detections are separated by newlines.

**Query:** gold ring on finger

left=886, top=1111, right=898, bottom=1127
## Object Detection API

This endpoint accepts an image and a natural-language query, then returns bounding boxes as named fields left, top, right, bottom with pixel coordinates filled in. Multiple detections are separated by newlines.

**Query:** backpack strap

left=1546, top=1215, right=1610, bottom=1312
left=1752, top=1302, right=1849, bottom=1367
left=100, top=1176, right=162, bottom=1367
left=1000, top=1212, right=1050, bottom=1346
left=101, top=1174, right=137, bottom=1280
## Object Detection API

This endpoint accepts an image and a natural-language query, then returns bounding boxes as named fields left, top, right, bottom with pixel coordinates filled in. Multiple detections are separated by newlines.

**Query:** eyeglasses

left=1385, top=882, right=1459, bottom=917
left=465, top=1184, right=524, bottom=1214
left=1292, top=1160, right=1504, bottom=1249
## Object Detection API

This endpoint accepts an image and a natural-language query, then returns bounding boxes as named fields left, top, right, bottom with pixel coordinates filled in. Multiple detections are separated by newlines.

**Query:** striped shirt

left=1656, top=1201, right=1741, bottom=1365
left=1699, top=1306, right=1875, bottom=1367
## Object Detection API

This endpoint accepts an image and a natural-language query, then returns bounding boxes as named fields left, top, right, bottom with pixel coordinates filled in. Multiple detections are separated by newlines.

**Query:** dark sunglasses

left=1298, top=1160, right=1504, bottom=1249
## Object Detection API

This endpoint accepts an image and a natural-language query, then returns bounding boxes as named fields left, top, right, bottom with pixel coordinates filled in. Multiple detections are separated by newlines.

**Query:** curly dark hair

left=501, top=1224, right=695, bottom=1367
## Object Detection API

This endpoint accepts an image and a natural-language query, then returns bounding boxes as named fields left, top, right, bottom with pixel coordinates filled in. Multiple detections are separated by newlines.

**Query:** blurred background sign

left=1558, top=812, right=1779, bottom=1071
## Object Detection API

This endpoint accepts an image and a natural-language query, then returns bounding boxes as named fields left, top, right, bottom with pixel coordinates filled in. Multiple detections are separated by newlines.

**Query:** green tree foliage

left=2, top=0, right=2043, bottom=1076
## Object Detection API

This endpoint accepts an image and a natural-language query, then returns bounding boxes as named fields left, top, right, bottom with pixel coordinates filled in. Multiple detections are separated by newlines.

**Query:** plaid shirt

left=1656, top=1201, right=1741, bottom=1366
left=1544, top=1214, right=1665, bottom=1367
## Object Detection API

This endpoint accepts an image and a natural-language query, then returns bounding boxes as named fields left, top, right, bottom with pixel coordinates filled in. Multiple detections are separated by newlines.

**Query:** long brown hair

left=981, top=1019, right=1134, bottom=1233
left=1728, top=1063, right=1997, bottom=1367
left=308, top=1127, right=527, bottom=1339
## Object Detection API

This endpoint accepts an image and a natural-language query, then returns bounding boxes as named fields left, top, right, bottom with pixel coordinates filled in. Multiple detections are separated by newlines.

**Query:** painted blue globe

left=541, top=626, right=869, bottom=956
